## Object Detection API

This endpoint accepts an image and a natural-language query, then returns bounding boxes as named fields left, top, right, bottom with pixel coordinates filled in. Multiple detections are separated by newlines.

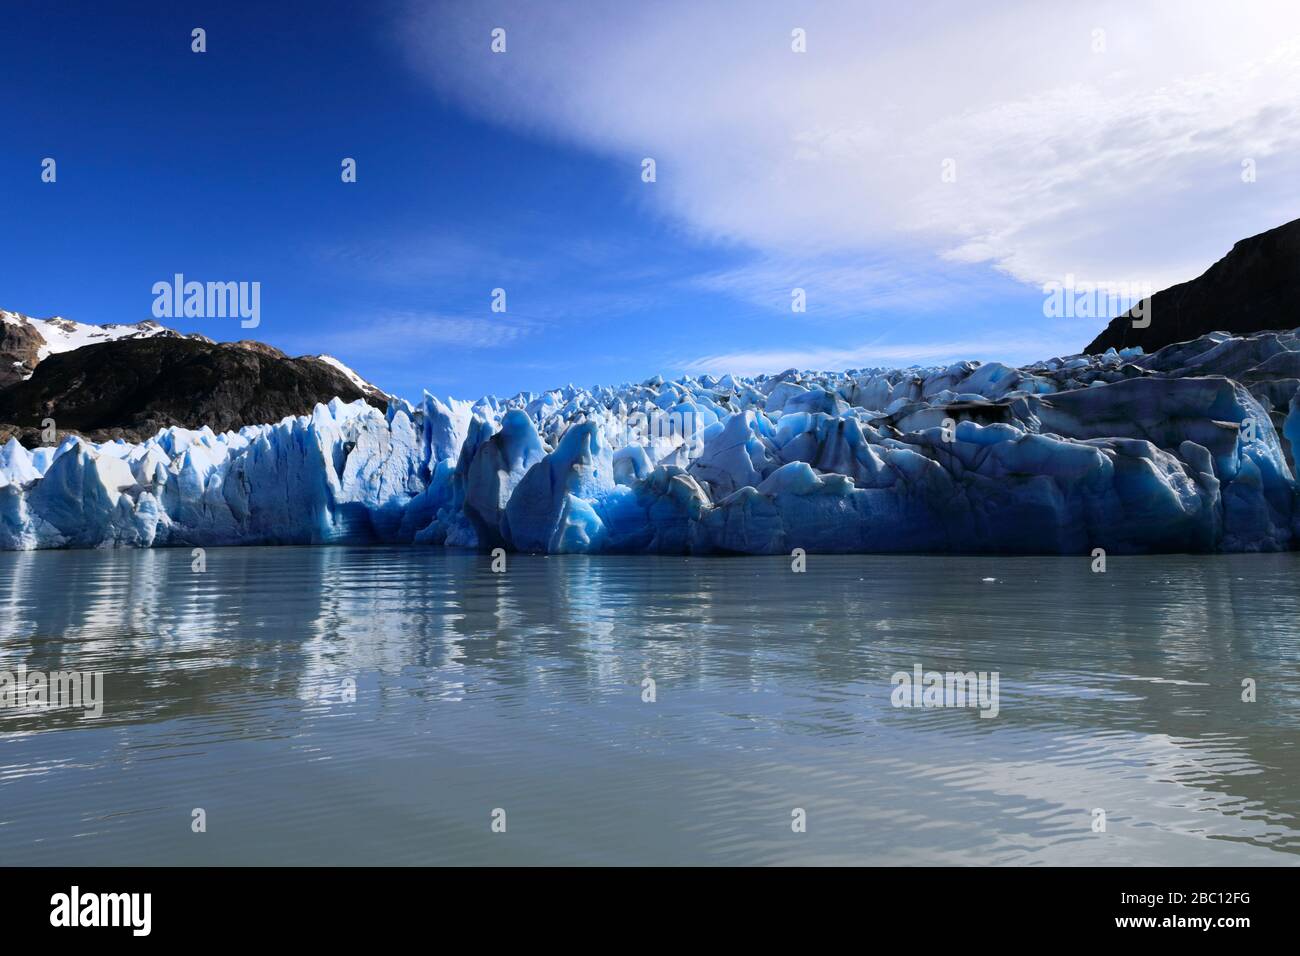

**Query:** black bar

left=0, top=866, right=1282, bottom=940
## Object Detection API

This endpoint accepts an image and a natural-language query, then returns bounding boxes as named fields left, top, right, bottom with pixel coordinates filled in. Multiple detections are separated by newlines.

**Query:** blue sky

left=4, top=1, right=1300, bottom=401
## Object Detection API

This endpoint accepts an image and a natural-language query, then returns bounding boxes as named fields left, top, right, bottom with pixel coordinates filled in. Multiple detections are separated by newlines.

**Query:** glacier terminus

left=4, top=328, right=1300, bottom=556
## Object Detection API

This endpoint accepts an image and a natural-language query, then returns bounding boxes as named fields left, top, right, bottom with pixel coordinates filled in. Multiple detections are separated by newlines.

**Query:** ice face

left=3, top=327, right=1300, bottom=555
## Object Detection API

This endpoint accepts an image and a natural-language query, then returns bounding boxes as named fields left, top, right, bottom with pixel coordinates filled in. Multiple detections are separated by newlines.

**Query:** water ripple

left=0, top=547, right=1298, bottom=864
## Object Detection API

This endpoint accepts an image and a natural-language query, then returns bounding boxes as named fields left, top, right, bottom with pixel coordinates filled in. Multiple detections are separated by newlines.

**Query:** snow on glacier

left=3, top=329, right=1300, bottom=555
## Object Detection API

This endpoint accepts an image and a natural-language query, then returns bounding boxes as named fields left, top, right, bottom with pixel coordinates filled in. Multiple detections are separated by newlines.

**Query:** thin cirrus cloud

left=315, top=234, right=537, bottom=287
left=679, top=335, right=1086, bottom=379
left=303, top=310, right=533, bottom=361
left=399, top=0, right=1300, bottom=305
left=693, top=252, right=1006, bottom=318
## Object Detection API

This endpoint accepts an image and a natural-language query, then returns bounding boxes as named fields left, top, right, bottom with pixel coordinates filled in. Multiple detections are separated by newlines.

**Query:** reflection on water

left=1, top=546, right=1298, bottom=865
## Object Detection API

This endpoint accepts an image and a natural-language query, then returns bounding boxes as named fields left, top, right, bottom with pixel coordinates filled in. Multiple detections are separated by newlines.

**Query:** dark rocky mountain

left=0, top=337, right=387, bottom=445
left=1086, top=217, right=1300, bottom=354
left=0, top=310, right=210, bottom=387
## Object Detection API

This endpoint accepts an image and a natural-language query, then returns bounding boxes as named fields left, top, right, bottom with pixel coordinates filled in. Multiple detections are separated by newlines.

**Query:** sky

left=3, top=0, right=1300, bottom=402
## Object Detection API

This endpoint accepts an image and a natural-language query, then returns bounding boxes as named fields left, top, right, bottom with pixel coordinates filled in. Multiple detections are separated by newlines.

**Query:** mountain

left=0, top=333, right=388, bottom=446
left=1085, top=217, right=1300, bottom=354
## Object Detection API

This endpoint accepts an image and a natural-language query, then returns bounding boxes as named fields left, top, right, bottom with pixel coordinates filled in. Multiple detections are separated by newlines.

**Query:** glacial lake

left=1, top=545, right=1298, bottom=866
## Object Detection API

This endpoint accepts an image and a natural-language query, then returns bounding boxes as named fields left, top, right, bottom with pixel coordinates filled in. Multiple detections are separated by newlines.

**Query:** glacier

left=4, top=328, right=1300, bottom=555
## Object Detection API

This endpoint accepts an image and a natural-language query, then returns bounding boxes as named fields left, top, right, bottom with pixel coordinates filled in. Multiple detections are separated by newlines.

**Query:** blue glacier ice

left=4, top=328, right=1300, bottom=555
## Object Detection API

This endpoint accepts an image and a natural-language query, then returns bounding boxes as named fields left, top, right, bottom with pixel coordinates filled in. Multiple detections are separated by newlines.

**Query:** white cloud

left=399, top=0, right=1300, bottom=298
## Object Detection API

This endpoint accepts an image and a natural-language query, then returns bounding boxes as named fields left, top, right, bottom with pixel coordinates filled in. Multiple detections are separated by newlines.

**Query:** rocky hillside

left=1086, top=217, right=1300, bottom=354
left=0, top=336, right=388, bottom=446
left=0, top=310, right=215, bottom=386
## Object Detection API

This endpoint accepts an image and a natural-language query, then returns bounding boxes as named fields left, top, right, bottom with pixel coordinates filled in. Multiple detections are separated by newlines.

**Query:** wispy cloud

left=294, top=310, right=535, bottom=361
left=399, top=0, right=1300, bottom=297
left=677, top=334, right=1087, bottom=378
left=693, top=251, right=1003, bottom=317
left=314, top=233, right=535, bottom=287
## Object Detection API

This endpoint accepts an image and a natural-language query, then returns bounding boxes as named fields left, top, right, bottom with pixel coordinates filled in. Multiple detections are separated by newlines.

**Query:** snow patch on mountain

left=312, top=354, right=389, bottom=401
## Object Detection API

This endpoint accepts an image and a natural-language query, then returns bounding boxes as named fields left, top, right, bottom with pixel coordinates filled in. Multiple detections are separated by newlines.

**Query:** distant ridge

left=1085, top=217, right=1300, bottom=354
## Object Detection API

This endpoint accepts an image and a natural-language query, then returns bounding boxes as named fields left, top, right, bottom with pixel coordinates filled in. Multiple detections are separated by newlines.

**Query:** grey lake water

left=1, top=545, right=1298, bottom=866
